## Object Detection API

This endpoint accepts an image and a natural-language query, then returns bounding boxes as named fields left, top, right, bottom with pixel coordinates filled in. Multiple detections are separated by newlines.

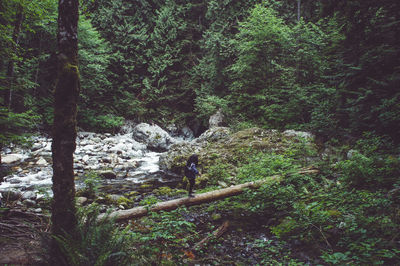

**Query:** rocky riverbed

left=0, top=123, right=195, bottom=210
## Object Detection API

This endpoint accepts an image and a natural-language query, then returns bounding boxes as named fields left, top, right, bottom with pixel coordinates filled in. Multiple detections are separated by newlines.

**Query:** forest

left=0, top=0, right=399, bottom=265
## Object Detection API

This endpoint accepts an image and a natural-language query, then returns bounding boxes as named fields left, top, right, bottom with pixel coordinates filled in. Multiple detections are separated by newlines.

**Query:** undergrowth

left=53, top=134, right=400, bottom=265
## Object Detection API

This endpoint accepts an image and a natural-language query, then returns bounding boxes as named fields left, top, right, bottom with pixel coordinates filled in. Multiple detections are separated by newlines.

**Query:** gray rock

left=108, top=194, right=123, bottom=202
left=22, top=191, right=37, bottom=200
left=2, top=154, right=25, bottom=164
left=36, top=157, right=48, bottom=166
left=132, top=123, right=176, bottom=152
left=209, top=109, right=226, bottom=128
left=98, top=170, right=117, bottom=179
left=347, top=149, right=358, bottom=159
left=1, top=189, right=22, bottom=201
left=9, top=178, right=22, bottom=184
left=76, top=196, right=88, bottom=205
left=283, top=130, right=314, bottom=140
left=23, top=199, right=36, bottom=207
left=196, top=127, right=232, bottom=143
left=31, top=143, right=43, bottom=151
left=181, top=126, right=194, bottom=139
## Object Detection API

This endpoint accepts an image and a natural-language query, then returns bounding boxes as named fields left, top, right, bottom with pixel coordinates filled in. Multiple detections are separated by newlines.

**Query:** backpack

left=184, top=163, right=195, bottom=178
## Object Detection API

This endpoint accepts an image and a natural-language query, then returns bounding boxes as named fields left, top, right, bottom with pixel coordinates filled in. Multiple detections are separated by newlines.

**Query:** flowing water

left=0, top=129, right=183, bottom=199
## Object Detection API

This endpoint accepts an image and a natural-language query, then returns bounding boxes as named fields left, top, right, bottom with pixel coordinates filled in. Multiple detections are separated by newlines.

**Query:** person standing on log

left=185, top=154, right=200, bottom=197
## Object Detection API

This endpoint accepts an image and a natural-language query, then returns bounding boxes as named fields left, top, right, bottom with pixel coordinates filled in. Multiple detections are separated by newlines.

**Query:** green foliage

left=194, top=95, right=228, bottom=124
left=253, top=238, right=305, bottom=265
left=129, top=207, right=196, bottom=263
left=237, top=153, right=297, bottom=182
left=79, top=110, right=124, bottom=133
left=337, top=151, right=400, bottom=189
left=227, top=4, right=335, bottom=130
left=77, top=171, right=102, bottom=199
left=53, top=204, right=136, bottom=266
left=0, top=107, right=39, bottom=146
left=206, top=160, right=232, bottom=185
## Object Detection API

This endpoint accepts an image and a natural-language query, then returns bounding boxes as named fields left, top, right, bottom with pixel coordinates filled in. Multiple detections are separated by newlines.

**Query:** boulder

left=1, top=189, right=22, bottom=201
left=76, top=196, right=88, bottom=205
left=195, top=127, right=232, bottom=144
left=132, top=123, right=176, bottom=152
left=2, top=154, right=25, bottom=164
left=36, top=157, right=48, bottom=166
left=209, top=109, right=226, bottom=128
left=23, top=199, right=36, bottom=207
left=98, top=170, right=117, bottom=179
left=181, top=126, right=194, bottom=139
left=159, top=127, right=231, bottom=174
left=22, top=191, right=37, bottom=200
left=160, top=127, right=319, bottom=184
left=283, top=129, right=314, bottom=140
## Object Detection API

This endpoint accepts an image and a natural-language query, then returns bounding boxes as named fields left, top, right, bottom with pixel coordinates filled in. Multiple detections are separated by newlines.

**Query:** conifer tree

left=51, top=0, right=79, bottom=242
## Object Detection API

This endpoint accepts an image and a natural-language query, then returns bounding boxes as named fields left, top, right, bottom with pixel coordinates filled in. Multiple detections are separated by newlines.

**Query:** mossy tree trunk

left=51, top=0, right=80, bottom=240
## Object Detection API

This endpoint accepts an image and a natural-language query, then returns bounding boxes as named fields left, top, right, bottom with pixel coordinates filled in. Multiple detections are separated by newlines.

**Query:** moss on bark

left=51, top=0, right=80, bottom=240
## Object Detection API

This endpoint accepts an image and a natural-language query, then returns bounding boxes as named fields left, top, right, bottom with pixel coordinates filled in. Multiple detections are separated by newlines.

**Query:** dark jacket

left=185, top=162, right=199, bottom=179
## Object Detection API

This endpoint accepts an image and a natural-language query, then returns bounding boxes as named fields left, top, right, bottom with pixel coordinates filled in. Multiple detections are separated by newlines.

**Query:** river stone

left=23, top=199, right=36, bottom=207
left=31, top=143, right=43, bottom=151
left=76, top=196, right=88, bottom=205
left=98, top=170, right=117, bottom=179
left=1, top=189, right=22, bottom=201
left=9, top=178, right=22, bottom=184
left=22, top=191, right=37, bottom=200
left=181, top=126, right=194, bottom=139
left=132, top=123, right=176, bottom=152
left=2, top=154, right=25, bottom=164
left=36, top=157, right=48, bottom=166
left=107, top=194, right=123, bottom=202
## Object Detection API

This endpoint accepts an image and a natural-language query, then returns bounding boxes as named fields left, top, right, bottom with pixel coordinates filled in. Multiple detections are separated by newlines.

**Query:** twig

left=194, top=221, right=229, bottom=249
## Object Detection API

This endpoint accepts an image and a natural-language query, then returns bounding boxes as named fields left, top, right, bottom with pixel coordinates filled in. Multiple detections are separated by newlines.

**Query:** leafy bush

left=79, top=110, right=124, bottom=133
left=237, top=153, right=298, bottom=182
left=337, top=151, right=400, bottom=189
left=76, top=171, right=102, bottom=199
left=0, top=107, right=39, bottom=147
left=129, top=207, right=196, bottom=263
left=53, top=204, right=136, bottom=266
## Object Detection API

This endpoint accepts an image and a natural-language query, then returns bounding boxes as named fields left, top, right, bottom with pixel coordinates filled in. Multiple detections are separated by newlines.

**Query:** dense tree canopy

left=1, top=1, right=399, bottom=264
left=2, top=0, right=398, bottom=142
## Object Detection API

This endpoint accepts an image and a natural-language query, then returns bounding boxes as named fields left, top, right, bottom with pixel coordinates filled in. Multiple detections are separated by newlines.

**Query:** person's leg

left=188, top=177, right=195, bottom=196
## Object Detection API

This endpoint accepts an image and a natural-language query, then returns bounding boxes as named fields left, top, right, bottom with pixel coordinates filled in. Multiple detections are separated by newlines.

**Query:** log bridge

left=98, top=168, right=319, bottom=221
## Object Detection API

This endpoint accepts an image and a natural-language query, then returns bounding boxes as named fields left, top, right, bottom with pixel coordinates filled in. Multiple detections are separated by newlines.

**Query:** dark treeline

left=1, top=0, right=399, bottom=142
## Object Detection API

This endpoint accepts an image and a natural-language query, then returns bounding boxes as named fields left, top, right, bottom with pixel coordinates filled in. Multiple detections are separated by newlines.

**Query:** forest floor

left=0, top=207, right=51, bottom=265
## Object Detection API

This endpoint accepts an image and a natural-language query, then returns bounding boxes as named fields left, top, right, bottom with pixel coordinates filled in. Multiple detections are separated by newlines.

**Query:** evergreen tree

left=51, top=0, right=79, bottom=252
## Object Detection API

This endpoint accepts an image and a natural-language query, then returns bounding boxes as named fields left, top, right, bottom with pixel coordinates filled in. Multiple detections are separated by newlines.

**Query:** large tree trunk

left=100, top=169, right=319, bottom=221
left=51, top=0, right=80, bottom=238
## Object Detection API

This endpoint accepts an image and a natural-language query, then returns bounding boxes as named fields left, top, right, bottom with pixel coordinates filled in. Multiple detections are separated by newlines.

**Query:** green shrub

left=237, top=153, right=297, bottom=182
left=79, top=110, right=124, bottom=133
left=337, top=151, right=400, bottom=189
left=53, top=204, right=136, bottom=266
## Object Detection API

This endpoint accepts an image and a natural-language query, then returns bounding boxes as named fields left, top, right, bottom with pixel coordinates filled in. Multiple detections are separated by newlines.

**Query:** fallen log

left=194, top=220, right=230, bottom=249
left=98, top=168, right=319, bottom=221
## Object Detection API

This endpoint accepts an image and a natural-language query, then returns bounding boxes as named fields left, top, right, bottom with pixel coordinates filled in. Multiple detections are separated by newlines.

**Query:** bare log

left=99, top=169, right=319, bottom=221
left=194, top=221, right=230, bottom=248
